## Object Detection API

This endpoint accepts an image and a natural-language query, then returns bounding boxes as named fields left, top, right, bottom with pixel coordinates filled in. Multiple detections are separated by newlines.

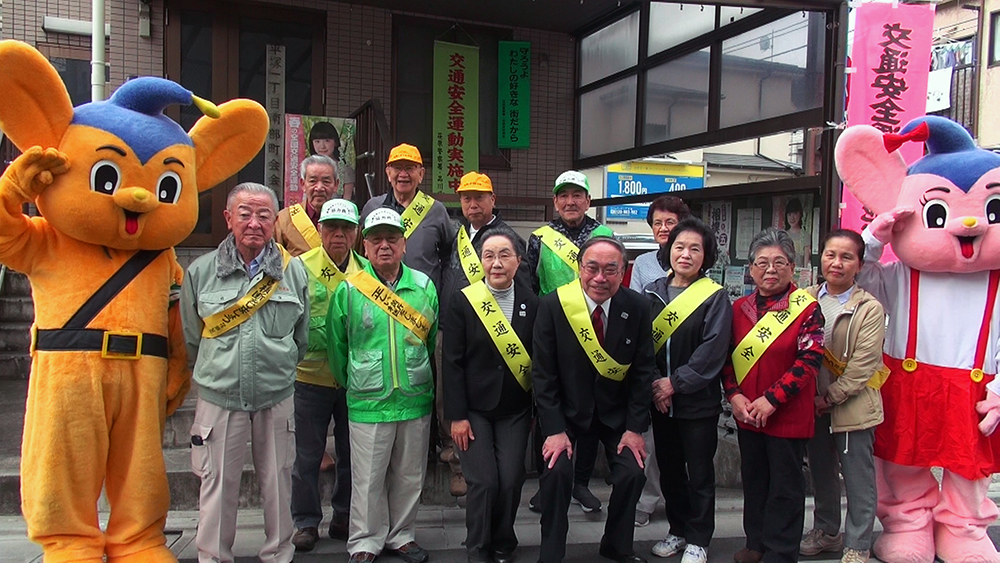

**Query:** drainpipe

left=92, top=0, right=106, bottom=101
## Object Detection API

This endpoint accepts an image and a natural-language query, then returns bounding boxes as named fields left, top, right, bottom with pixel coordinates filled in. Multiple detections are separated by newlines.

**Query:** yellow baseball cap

left=386, top=143, right=423, bottom=165
left=456, top=171, right=494, bottom=193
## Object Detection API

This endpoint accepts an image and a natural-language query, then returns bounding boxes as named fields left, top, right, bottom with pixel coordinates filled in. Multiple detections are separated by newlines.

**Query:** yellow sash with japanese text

left=534, top=225, right=580, bottom=273
left=201, top=246, right=292, bottom=338
left=462, top=281, right=531, bottom=391
left=556, top=281, right=630, bottom=382
left=300, top=247, right=360, bottom=293
left=652, top=277, right=723, bottom=352
left=288, top=203, right=322, bottom=249
left=348, top=269, right=431, bottom=343
left=731, top=289, right=815, bottom=384
left=457, top=226, right=485, bottom=284
left=401, top=191, right=436, bottom=238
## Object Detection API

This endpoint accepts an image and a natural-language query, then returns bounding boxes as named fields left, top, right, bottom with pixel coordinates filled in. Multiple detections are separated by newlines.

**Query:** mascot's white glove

left=976, top=389, right=1000, bottom=436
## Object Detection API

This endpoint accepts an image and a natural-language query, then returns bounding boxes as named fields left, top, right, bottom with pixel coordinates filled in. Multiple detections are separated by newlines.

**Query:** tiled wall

left=5, top=0, right=575, bottom=228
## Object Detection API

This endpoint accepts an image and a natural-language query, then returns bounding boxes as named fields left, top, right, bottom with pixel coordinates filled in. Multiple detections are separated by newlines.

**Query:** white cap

left=363, top=207, right=405, bottom=236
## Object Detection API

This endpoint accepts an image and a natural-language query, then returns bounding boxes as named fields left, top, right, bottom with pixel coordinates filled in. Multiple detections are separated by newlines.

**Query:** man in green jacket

left=291, top=199, right=368, bottom=552
left=328, top=207, right=438, bottom=563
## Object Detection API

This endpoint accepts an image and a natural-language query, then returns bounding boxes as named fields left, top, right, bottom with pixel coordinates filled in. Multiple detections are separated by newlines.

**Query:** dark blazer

left=443, top=280, right=538, bottom=420
left=644, top=275, right=733, bottom=419
left=532, top=285, right=656, bottom=438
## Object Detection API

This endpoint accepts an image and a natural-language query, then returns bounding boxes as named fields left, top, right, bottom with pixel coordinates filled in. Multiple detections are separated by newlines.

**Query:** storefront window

left=643, top=48, right=710, bottom=144
left=648, top=3, right=715, bottom=56
left=579, top=11, right=639, bottom=86
left=579, top=76, right=636, bottom=158
left=719, top=11, right=826, bottom=128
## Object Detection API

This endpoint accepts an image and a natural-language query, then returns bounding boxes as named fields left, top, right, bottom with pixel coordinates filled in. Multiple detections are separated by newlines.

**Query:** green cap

left=553, top=170, right=590, bottom=194
left=319, top=199, right=359, bottom=225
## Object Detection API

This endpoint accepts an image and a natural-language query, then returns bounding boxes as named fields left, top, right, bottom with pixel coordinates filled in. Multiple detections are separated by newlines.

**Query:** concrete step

left=0, top=296, right=33, bottom=324
left=0, top=272, right=30, bottom=298
left=0, top=352, right=30, bottom=380
left=0, top=323, right=30, bottom=352
left=0, top=450, right=458, bottom=514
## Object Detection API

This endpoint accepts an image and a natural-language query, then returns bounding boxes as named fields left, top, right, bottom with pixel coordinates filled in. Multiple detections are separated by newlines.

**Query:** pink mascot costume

left=836, top=115, right=1000, bottom=563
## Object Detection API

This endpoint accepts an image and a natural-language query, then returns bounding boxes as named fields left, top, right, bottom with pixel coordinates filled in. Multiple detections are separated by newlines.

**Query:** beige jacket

left=806, top=284, right=886, bottom=433
left=273, top=204, right=319, bottom=257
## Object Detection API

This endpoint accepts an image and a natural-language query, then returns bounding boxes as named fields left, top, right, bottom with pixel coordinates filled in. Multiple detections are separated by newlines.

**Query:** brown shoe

left=734, top=548, right=763, bottom=563
left=328, top=513, right=349, bottom=541
left=349, top=551, right=377, bottom=563
left=440, top=446, right=456, bottom=464
left=292, top=527, right=319, bottom=552
left=320, top=452, right=336, bottom=472
left=450, top=471, right=468, bottom=496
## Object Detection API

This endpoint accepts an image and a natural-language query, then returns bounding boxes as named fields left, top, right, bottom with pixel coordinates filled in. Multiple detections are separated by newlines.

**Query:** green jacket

left=327, top=261, right=438, bottom=423
left=296, top=248, right=368, bottom=388
left=526, top=217, right=614, bottom=295
left=180, top=236, right=310, bottom=411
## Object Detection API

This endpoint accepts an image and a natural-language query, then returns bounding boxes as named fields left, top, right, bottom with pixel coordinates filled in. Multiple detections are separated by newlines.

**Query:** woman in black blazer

left=443, top=231, right=538, bottom=563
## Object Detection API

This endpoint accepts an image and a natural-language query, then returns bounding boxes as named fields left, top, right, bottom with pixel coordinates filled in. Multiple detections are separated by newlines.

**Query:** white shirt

left=468, top=214, right=496, bottom=242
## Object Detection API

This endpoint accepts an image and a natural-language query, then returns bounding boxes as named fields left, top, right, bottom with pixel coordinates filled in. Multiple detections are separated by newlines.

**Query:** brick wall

left=4, top=0, right=574, bottom=224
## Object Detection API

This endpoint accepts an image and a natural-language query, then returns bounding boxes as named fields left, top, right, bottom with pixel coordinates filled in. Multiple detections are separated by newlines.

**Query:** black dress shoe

left=493, top=550, right=515, bottom=563
left=599, top=545, right=648, bottom=563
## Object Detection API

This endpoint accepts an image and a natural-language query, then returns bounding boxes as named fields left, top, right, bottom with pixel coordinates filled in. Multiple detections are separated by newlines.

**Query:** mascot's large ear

left=0, top=40, right=74, bottom=150
left=189, top=99, right=269, bottom=192
left=835, top=125, right=908, bottom=216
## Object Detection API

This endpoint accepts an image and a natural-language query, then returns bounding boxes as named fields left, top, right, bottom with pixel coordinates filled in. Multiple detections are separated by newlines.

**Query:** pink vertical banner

left=842, top=2, right=934, bottom=261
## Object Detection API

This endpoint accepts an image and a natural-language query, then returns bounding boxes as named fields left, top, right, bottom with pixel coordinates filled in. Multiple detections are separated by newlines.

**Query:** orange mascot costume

left=0, top=41, right=268, bottom=562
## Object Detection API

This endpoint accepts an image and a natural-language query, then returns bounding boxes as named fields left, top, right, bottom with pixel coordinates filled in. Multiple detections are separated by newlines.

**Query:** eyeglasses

left=482, top=251, right=516, bottom=262
left=751, top=258, right=791, bottom=271
left=389, top=164, right=420, bottom=173
left=581, top=262, right=622, bottom=277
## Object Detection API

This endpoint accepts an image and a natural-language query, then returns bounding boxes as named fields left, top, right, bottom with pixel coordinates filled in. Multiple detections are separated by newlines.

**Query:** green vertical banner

left=432, top=41, right=479, bottom=194
left=498, top=41, right=530, bottom=149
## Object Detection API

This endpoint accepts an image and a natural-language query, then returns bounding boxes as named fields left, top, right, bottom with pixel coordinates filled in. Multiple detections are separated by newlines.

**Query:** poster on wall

left=735, top=208, right=762, bottom=260
left=498, top=40, right=530, bottom=149
left=283, top=115, right=357, bottom=207
left=432, top=40, right=479, bottom=194
left=772, top=194, right=814, bottom=268
left=843, top=2, right=934, bottom=261
left=701, top=200, right=732, bottom=267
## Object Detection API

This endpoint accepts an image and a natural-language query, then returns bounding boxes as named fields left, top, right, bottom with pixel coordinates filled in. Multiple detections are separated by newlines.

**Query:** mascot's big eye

left=987, top=196, right=1000, bottom=224
left=90, top=160, right=121, bottom=195
left=156, top=171, right=182, bottom=204
left=923, top=199, right=949, bottom=229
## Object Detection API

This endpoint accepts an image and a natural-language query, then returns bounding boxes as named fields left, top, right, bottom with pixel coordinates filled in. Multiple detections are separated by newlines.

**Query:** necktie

left=591, top=307, right=605, bottom=347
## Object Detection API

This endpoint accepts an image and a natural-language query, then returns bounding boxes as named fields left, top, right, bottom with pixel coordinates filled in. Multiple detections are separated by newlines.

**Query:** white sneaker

left=651, top=534, right=687, bottom=558
left=681, top=545, right=708, bottom=563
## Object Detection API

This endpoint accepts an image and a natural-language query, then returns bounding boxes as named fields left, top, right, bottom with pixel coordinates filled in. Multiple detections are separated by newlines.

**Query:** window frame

left=573, top=2, right=835, bottom=170
left=990, top=10, right=1000, bottom=67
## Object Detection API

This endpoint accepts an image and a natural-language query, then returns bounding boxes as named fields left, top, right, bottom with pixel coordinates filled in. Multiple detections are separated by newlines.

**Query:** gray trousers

left=191, top=396, right=296, bottom=563
left=348, top=415, right=432, bottom=555
left=806, top=414, right=877, bottom=551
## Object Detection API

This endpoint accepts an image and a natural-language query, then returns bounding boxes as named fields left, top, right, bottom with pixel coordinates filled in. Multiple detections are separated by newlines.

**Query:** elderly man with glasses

left=532, top=236, right=656, bottom=563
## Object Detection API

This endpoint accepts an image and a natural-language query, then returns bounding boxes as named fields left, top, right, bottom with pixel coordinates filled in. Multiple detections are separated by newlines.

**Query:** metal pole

left=91, top=0, right=106, bottom=101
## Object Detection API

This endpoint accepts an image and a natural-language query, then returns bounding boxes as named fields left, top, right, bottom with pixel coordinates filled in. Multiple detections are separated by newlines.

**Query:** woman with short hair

left=644, top=218, right=732, bottom=563
left=723, top=227, right=825, bottom=563
left=443, top=231, right=538, bottom=563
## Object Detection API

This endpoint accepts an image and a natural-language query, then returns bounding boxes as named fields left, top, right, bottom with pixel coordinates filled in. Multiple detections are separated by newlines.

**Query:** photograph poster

left=284, top=114, right=357, bottom=206
left=771, top=193, right=814, bottom=268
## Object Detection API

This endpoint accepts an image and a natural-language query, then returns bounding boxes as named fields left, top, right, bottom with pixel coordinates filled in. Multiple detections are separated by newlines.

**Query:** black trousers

left=573, top=432, right=600, bottom=486
left=738, top=428, right=808, bottom=563
left=538, top=419, right=645, bottom=563
left=652, top=413, right=719, bottom=548
left=458, top=409, right=532, bottom=559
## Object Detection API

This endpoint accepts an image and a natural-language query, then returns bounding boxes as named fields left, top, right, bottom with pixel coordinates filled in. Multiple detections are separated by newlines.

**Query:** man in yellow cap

left=437, top=171, right=530, bottom=497
left=360, top=143, right=454, bottom=293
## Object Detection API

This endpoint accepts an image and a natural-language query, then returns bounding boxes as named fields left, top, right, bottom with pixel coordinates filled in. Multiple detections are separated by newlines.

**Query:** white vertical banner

left=264, top=44, right=286, bottom=203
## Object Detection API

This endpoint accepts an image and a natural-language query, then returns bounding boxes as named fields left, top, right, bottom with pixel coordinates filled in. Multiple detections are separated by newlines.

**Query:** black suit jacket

left=532, top=285, right=655, bottom=438
left=443, top=281, right=539, bottom=420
